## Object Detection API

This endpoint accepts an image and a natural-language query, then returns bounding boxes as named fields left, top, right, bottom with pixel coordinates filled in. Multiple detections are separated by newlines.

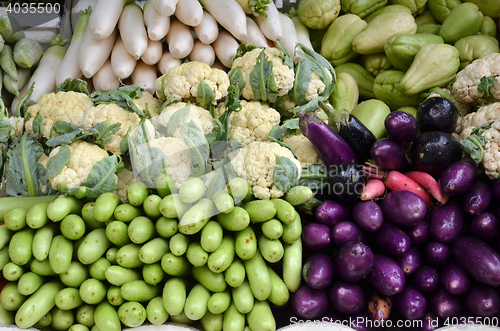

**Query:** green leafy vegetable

left=216, top=68, right=245, bottom=143
left=461, top=135, right=488, bottom=163
left=289, top=59, right=312, bottom=106
left=319, top=101, right=349, bottom=132
left=276, top=40, right=294, bottom=69
left=267, top=119, right=300, bottom=159
left=91, top=85, right=144, bottom=116
left=298, top=163, right=328, bottom=191
left=197, top=79, right=215, bottom=108
left=248, top=0, right=271, bottom=17
left=158, top=97, right=182, bottom=114
left=249, top=50, right=279, bottom=103
left=181, top=121, right=210, bottom=178
left=478, top=76, right=498, bottom=98
left=206, top=118, right=223, bottom=144
left=273, top=155, right=299, bottom=193
left=17, top=82, right=35, bottom=119
left=46, top=120, right=121, bottom=148
left=55, top=78, right=90, bottom=95
left=46, top=145, right=71, bottom=179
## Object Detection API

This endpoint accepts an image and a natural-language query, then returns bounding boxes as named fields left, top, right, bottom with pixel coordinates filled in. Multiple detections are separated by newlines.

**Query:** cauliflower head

left=24, top=91, right=93, bottom=137
left=155, top=61, right=230, bottom=105
left=81, top=103, right=141, bottom=154
left=480, top=122, right=500, bottom=180
left=283, top=133, right=324, bottom=166
left=231, top=141, right=302, bottom=200
left=452, top=53, right=500, bottom=103
left=48, top=140, right=114, bottom=191
left=227, top=100, right=280, bottom=146
left=134, top=91, right=161, bottom=117
left=149, top=137, right=193, bottom=188
left=230, top=48, right=295, bottom=101
left=457, top=102, right=500, bottom=134
left=156, top=102, right=214, bottom=138
left=114, top=168, right=138, bottom=203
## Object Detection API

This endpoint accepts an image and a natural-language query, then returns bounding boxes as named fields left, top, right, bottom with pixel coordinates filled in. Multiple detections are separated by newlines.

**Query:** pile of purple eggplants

left=287, top=97, right=500, bottom=330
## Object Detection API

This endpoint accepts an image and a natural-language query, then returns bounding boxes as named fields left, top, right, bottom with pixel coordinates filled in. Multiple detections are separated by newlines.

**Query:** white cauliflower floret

left=81, top=103, right=141, bottom=155
left=24, top=91, right=93, bottom=137
left=452, top=53, right=500, bottom=103
left=481, top=122, right=500, bottom=180
left=283, top=133, right=324, bottom=166
left=457, top=102, right=500, bottom=133
left=156, top=102, right=214, bottom=137
left=231, top=141, right=302, bottom=200
left=149, top=137, right=193, bottom=188
left=155, top=61, right=230, bottom=104
left=114, top=168, right=138, bottom=203
left=134, top=91, right=161, bottom=117
left=227, top=100, right=280, bottom=146
left=48, top=140, right=114, bottom=191
left=230, top=48, right=295, bottom=101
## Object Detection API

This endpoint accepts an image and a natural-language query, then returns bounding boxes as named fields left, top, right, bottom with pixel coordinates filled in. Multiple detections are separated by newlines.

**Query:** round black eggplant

left=338, top=115, right=377, bottom=163
left=417, top=97, right=458, bottom=134
left=326, top=162, right=366, bottom=203
left=410, top=131, right=463, bottom=177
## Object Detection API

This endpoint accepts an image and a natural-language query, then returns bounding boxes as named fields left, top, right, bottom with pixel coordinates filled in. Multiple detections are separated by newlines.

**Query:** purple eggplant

left=375, top=223, right=412, bottom=257
left=352, top=200, right=383, bottom=233
left=338, top=114, right=378, bottom=164
left=428, top=199, right=464, bottom=244
left=331, top=221, right=364, bottom=249
left=452, top=235, right=500, bottom=286
left=407, top=220, right=431, bottom=246
left=370, top=139, right=408, bottom=172
left=430, top=289, right=461, bottom=318
left=396, top=287, right=427, bottom=320
left=367, top=255, right=406, bottom=296
left=315, top=200, right=350, bottom=228
left=441, top=264, right=470, bottom=296
left=439, top=160, right=476, bottom=196
left=291, top=285, right=329, bottom=319
left=463, top=180, right=492, bottom=216
left=492, top=179, right=500, bottom=202
left=368, top=291, right=392, bottom=322
left=334, top=241, right=374, bottom=282
left=384, top=110, right=419, bottom=142
left=302, top=253, right=335, bottom=290
left=397, top=247, right=422, bottom=276
left=329, top=281, right=366, bottom=315
left=465, top=284, right=500, bottom=317
left=425, top=241, right=451, bottom=266
left=380, top=190, right=427, bottom=227
left=350, top=313, right=372, bottom=331
left=421, top=312, right=440, bottom=331
left=471, top=212, right=499, bottom=241
left=414, top=265, right=440, bottom=293
left=327, top=162, right=366, bottom=203
left=417, top=96, right=458, bottom=134
left=299, top=111, right=358, bottom=167
left=302, top=223, right=332, bottom=252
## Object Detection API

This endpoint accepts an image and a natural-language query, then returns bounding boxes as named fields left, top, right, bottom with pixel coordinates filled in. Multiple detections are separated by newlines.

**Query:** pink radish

left=212, top=30, right=240, bottom=68
left=111, top=36, right=137, bottom=80
left=166, top=18, right=194, bottom=59
left=361, top=178, right=386, bottom=201
left=143, top=0, right=170, bottom=41
left=88, top=0, right=132, bottom=40
left=198, top=0, right=247, bottom=41
left=93, top=59, right=120, bottom=92
left=119, top=3, right=148, bottom=60
left=384, top=170, right=433, bottom=206
left=131, top=60, right=157, bottom=95
left=78, top=26, right=116, bottom=79
left=157, top=52, right=181, bottom=75
left=406, top=171, right=450, bottom=205
left=141, top=39, right=163, bottom=66
left=193, top=11, right=219, bottom=45
left=151, top=0, right=178, bottom=17
left=175, top=0, right=204, bottom=27
left=189, top=41, right=216, bottom=66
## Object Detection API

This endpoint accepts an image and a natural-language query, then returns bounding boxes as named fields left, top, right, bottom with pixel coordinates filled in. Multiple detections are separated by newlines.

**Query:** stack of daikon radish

left=11, top=0, right=313, bottom=113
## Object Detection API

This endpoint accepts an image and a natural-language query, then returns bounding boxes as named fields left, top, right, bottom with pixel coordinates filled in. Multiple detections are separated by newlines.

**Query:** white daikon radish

left=256, top=1, right=283, bottom=41
left=56, top=7, right=91, bottom=86
left=88, top=0, right=132, bottom=40
left=131, top=60, right=157, bottom=94
left=93, top=59, right=120, bottom=92
left=141, top=39, right=163, bottom=65
left=276, top=13, right=300, bottom=62
left=151, top=0, right=178, bottom=17
left=189, top=40, right=216, bottom=66
left=291, top=16, right=313, bottom=51
left=157, top=52, right=182, bottom=74
left=166, top=18, right=194, bottom=59
left=241, top=16, right=269, bottom=48
left=143, top=0, right=170, bottom=41
left=111, top=36, right=137, bottom=80
left=212, top=30, right=240, bottom=68
left=193, top=11, right=219, bottom=45
left=78, top=27, right=117, bottom=79
left=198, top=0, right=247, bottom=41
left=119, top=3, right=148, bottom=60
left=175, top=0, right=204, bottom=27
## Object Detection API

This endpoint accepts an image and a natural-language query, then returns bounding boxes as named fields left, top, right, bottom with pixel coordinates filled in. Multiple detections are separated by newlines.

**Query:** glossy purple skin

left=471, top=212, right=500, bottom=241
left=425, top=241, right=451, bottom=266
left=384, top=110, right=419, bottom=142
left=367, top=254, right=406, bottom=296
left=302, top=253, right=335, bottom=290
left=397, top=247, right=422, bottom=276
left=414, top=265, right=440, bottom=293
left=463, top=180, right=492, bottom=216
left=439, top=160, right=476, bottom=196
left=331, top=221, right=364, bottom=249
left=421, top=312, right=440, bottom=331
left=329, top=281, right=366, bottom=315
left=396, top=287, right=427, bottom=320
left=407, top=220, right=431, bottom=246
left=375, top=223, right=411, bottom=257
left=492, top=179, right=500, bottom=202
left=441, top=264, right=470, bottom=296
left=350, top=313, right=372, bottom=331
left=315, top=200, right=350, bottom=228
left=465, top=284, right=500, bottom=317
left=380, top=190, right=427, bottom=227
left=302, top=223, right=332, bottom=252
left=430, top=289, right=462, bottom=318
left=334, top=241, right=374, bottom=282
left=428, top=199, right=464, bottom=244
left=291, top=285, right=330, bottom=319
left=452, top=235, right=500, bottom=286
left=352, top=200, right=383, bottom=233
left=371, top=138, right=408, bottom=172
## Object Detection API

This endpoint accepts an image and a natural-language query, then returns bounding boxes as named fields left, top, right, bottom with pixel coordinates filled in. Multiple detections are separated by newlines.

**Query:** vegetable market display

left=0, top=0, right=500, bottom=330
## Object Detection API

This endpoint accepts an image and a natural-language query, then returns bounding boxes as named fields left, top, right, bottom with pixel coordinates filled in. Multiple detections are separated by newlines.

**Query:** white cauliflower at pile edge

left=231, top=141, right=302, bottom=200
left=134, top=91, right=162, bottom=117
left=114, top=168, right=138, bottom=203
left=149, top=137, right=193, bottom=189
left=155, top=102, right=214, bottom=138
left=283, top=133, right=324, bottom=166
